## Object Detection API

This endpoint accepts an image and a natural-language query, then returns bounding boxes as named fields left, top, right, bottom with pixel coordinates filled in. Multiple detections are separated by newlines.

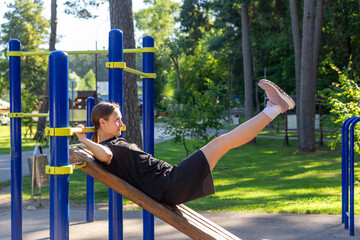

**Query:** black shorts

left=160, top=150, right=215, bottom=205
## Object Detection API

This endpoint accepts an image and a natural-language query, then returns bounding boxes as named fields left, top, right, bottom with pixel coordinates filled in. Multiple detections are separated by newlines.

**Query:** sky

left=0, top=1, right=148, bottom=51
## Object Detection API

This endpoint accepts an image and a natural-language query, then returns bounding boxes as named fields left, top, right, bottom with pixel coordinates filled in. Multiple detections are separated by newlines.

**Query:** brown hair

left=91, top=102, right=120, bottom=143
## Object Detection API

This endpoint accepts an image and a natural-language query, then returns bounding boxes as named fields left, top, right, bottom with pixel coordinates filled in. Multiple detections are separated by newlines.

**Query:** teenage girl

left=75, top=79, right=295, bottom=205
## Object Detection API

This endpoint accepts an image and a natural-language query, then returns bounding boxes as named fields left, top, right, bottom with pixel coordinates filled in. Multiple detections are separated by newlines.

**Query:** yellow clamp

left=106, top=62, right=126, bottom=69
left=8, top=113, right=24, bottom=118
left=45, top=126, right=126, bottom=136
left=46, top=162, right=87, bottom=175
left=7, top=51, right=22, bottom=57
left=140, top=73, right=157, bottom=79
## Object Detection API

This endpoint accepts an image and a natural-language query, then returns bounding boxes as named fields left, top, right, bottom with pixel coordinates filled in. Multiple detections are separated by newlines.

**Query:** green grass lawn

left=0, top=125, right=46, bottom=154
left=18, top=137, right=359, bottom=214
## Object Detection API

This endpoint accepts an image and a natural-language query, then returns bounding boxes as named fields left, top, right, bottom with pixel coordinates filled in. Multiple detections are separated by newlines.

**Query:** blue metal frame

left=108, top=29, right=124, bottom=240
left=9, top=39, right=22, bottom=240
left=49, top=51, right=70, bottom=239
left=341, top=117, right=360, bottom=236
left=86, top=97, right=95, bottom=222
left=9, top=30, right=156, bottom=240
left=142, top=36, right=155, bottom=240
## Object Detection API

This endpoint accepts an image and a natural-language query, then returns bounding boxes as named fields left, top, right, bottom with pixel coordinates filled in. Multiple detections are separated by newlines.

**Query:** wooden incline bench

left=69, top=146, right=241, bottom=240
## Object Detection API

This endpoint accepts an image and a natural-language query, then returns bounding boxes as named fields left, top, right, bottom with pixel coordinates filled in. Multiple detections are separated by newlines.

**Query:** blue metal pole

left=9, top=39, right=22, bottom=240
left=341, top=117, right=353, bottom=225
left=349, top=118, right=360, bottom=236
left=49, top=51, right=70, bottom=240
left=142, top=36, right=155, bottom=240
left=108, top=29, right=124, bottom=240
left=86, top=97, right=95, bottom=222
left=344, top=117, right=356, bottom=230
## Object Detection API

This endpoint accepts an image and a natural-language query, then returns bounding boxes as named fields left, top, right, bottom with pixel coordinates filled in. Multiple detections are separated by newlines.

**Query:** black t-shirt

left=94, top=137, right=173, bottom=201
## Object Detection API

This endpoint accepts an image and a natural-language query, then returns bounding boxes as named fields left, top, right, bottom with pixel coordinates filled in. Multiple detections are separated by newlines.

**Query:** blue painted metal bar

left=9, top=39, right=23, bottom=240
left=343, top=117, right=356, bottom=230
left=86, top=97, right=95, bottom=222
left=349, top=117, right=360, bottom=236
left=342, top=117, right=354, bottom=225
left=142, top=36, right=155, bottom=240
left=108, top=29, right=124, bottom=240
left=49, top=51, right=70, bottom=240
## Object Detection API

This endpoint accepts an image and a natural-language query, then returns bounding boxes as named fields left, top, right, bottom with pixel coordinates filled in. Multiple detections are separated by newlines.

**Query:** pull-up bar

left=6, top=47, right=156, bottom=57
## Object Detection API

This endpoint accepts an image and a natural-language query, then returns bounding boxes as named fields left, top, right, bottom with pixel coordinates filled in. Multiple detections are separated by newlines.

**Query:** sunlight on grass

left=8, top=136, right=360, bottom=214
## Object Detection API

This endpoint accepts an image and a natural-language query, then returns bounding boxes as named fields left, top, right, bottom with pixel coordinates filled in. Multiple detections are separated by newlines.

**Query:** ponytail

left=91, top=131, right=99, bottom=143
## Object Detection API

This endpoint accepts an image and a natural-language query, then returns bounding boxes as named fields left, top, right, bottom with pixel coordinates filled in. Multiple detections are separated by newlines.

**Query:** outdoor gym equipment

left=341, top=116, right=360, bottom=236
left=9, top=29, right=156, bottom=240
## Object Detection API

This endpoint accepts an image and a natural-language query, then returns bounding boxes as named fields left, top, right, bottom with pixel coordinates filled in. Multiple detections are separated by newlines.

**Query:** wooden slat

left=69, top=146, right=241, bottom=240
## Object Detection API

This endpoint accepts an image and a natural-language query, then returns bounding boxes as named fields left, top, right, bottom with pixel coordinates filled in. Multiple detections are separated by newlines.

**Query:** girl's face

left=100, top=108, right=124, bottom=138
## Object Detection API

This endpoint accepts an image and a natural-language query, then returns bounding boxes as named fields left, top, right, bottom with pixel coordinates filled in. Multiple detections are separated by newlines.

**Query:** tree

left=134, top=0, right=181, bottom=106
left=35, top=0, right=57, bottom=140
left=289, top=0, right=301, bottom=118
left=0, top=0, right=49, bottom=98
left=109, top=0, right=142, bottom=147
left=296, top=0, right=324, bottom=152
left=241, top=1, right=254, bottom=124
left=82, top=69, right=96, bottom=90
left=318, top=65, right=360, bottom=152
left=164, top=84, right=226, bottom=156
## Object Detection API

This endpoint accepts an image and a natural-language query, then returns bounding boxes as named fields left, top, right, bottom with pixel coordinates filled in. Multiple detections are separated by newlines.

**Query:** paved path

left=0, top=207, right=358, bottom=239
left=1, top=126, right=354, bottom=239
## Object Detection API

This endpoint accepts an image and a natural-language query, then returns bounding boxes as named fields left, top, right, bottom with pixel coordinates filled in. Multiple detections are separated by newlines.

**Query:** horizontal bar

left=123, top=67, right=156, bottom=78
left=7, top=47, right=156, bottom=57
left=9, top=113, right=49, bottom=118
left=45, top=126, right=126, bottom=136
left=69, top=143, right=84, bottom=148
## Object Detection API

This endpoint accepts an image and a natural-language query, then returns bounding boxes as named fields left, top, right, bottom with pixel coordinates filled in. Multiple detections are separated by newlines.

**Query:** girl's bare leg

left=201, top=112, right=272, bottom=171
left=201, top=79, right=296, bottom=171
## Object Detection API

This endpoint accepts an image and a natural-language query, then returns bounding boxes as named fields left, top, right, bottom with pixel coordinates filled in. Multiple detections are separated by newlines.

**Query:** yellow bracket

left=46, top=162, right=87, bottom=175
left=7, top=51, right=22, bottom=57
left=106, top=62, right=126, bottom=69
left=45, top=126, right=126, bottom=136
left=8, top=113, right=23, bottom=118
left=9, top=112, right=49, bottom=118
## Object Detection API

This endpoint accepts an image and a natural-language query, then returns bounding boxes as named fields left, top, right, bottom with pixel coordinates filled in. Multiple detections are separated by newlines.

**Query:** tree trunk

left=298, top=0, right=316, bottom=152
left=253, top=55, right=260, bottom=112
left=170, top=55, right=181, bottom=92
left=241, top=2, right=254, bottom=121
left=312, top=0, right=324, bottom=91
left=109, top=0, right=142, bottom=148
left=289, top=0, right=302, bottom=134
left=34, top=0, right=57, bottom=140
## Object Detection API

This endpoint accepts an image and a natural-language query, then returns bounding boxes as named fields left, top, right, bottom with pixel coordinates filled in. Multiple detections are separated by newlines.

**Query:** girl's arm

left=75, top=124, right=113, bottom=164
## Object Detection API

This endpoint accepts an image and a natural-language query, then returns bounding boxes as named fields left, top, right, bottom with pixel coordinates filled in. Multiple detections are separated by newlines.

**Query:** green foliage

left=164, top=84, right=227, bottom=155
left=82, top=69, right=96, bottom=90
left=321, top=0, right=360, bottom=86
left=135, top=0, right=181, bottom=107
left=63, top=0, right=106, bottom=19
left=179, top=0, right=211, bottom=54
left=0, top=0, right=49, bottom=98
left=318, top=64, right=360, bottom=152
